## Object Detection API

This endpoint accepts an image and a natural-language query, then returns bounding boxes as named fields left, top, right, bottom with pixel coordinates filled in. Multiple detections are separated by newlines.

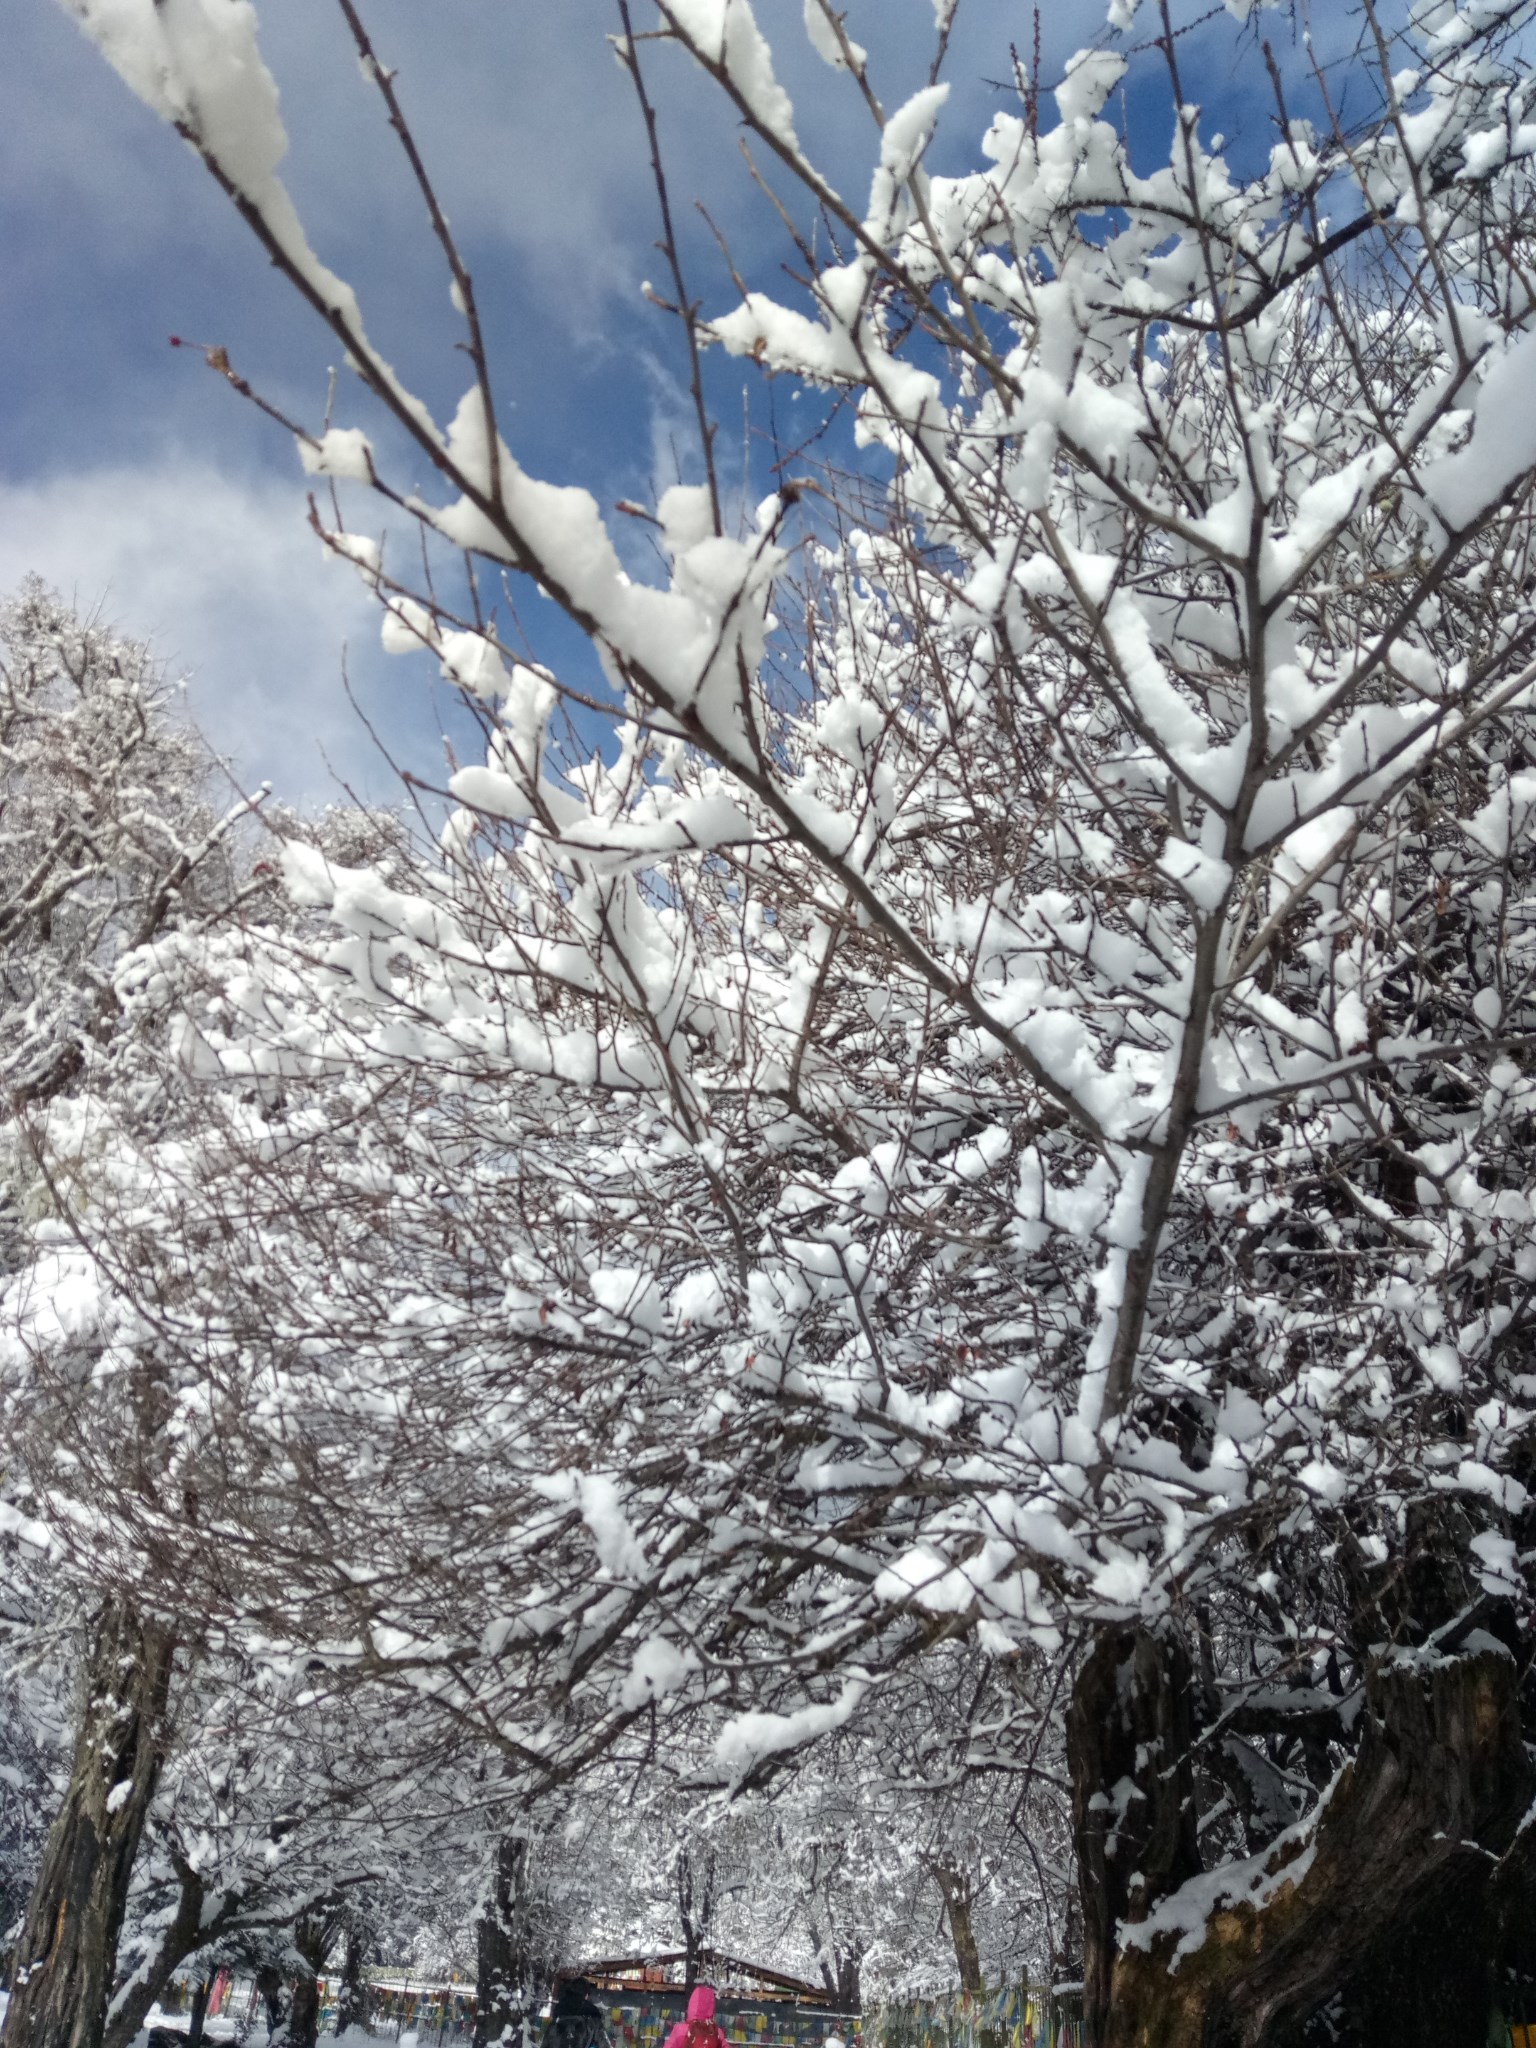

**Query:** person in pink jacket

left=664, top=1984, right=728, bottom=2048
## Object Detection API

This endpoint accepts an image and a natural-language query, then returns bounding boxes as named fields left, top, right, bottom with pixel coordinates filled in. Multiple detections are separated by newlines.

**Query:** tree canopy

left=10, top=0, right=1536, bottom=2042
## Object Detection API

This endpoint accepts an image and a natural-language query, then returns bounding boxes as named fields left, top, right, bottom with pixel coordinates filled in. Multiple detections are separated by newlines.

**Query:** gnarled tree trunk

left=474, top=1833, right=539, bottom=2048
left=1069, top=1624, right=1534, bottom=2048
left=285, top=1971, right=322, bottom=2048
left=677, top=1841, right=718, bottom=1993
left=2, top=1599, right=173, bottom=2048
left=929, top=1861, right=985, bottom=1997
left=1069, top=1626, right=1202, bottom=2048
left=281, top=1907, right=343, bottom=2048
left=334, top=1919, right=370, bottom=2035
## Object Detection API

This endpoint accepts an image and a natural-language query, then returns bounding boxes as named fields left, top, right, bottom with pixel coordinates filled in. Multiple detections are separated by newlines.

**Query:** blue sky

left=3, top=0, right=1358, bottom=808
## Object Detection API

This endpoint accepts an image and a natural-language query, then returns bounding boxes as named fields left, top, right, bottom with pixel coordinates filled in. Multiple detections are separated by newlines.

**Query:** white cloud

left=2, top=0, right=1202, bottom=837
left=0, top=457, right=444, bottom=807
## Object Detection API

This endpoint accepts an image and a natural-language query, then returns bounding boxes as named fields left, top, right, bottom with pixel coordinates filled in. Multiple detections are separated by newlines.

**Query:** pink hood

left=687, top=1989, right=717, bottom=2024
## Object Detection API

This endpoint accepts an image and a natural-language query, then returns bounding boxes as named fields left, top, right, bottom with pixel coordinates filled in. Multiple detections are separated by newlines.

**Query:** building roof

left=570, top=1951, right=851, bottom=2011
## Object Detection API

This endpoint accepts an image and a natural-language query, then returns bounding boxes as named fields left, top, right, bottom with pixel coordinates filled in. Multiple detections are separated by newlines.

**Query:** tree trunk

left=841, top=1952, right=862, bottom=2012
left=1068, top=1626, right=1202, bottom=2048
left=335, top=1923, right=369, bottom=2035
left=280, top=1909, right=341, bottom=2048
left=474, top=1834, right=537, bottom=2048
left=184, top=1977, right=211, bottom=2048
left=285, top=1971, right=322, bottom=2048
left=256, top=1965, right=290, bottom=2038
left=101, top=1856, right=238, bottom=2048
left=1069, top=1627, right=1534, bottom=2048
left=1317, top=1877, right=1500, bottom=2048
left=2, top=1600, right=173, bottom=2048
left=929, top=1863, right=984, bottom=1996
left=677, top=1843, right=717, bottom=1993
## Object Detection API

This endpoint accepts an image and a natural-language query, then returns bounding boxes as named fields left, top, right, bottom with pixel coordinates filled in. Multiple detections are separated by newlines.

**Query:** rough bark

left=929, top=1862, right=984, bottom=1996
left=281, top=1907, right=342, bottom=2048
left=840, top=1953, right=862, bottom=2012
left=1312, top=1876, right=1499, bottom=2048
left=2, top=1600, right=173, bottom=2048
left=1069, top=1626, right=1202, bottom=2048
left=285, top=1970, right=321, bottom=2048
left=474, top=1833, right=537, bottom=2048
left=1070, top=1631, right=1533, bottom=2048
left=334, top=1922, right=370, bottom=2035
left=820, top=1948, right=862, bottom=2014
left=677, top=1843, right=717, bottom=1994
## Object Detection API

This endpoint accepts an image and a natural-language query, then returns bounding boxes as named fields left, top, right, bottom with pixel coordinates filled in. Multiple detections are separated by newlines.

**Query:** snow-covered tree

left=0, top=605, right=433, bottom=2047
left=100, top=1651, right=448, bottom=2048
left=0, top=582, right=268, bottom=2048
left=0, top=580, right=233, bottom=1127
left=37, top=0, right=1536, bottom=2042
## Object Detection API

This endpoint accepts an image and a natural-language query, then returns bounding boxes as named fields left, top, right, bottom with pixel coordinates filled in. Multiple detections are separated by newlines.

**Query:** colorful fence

left=867, top=1983, right=1081, bottom=2048
left=317, top=1991, right=858, bottom=2048
left=316, top=1977, right=475, bottom=2038
left=603, top=1996, right=858, bottom=2048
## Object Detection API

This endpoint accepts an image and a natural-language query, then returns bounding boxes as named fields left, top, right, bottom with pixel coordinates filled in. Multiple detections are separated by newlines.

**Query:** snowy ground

left=129, top=2016, right=241, bottom=2045
left=124, top=2018, right=381, bottom=2047
left=0, top=1987, right=422, bottom=2045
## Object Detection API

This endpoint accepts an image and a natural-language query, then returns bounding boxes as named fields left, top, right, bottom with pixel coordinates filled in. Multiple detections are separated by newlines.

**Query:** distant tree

left=97, top=1655, right=429, bottom=2048
left=0, top=580, right=230, bottom=1125
left=0, top=583, right=258, bottom=2048
left=0, top=597, right=418, bottom=2047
